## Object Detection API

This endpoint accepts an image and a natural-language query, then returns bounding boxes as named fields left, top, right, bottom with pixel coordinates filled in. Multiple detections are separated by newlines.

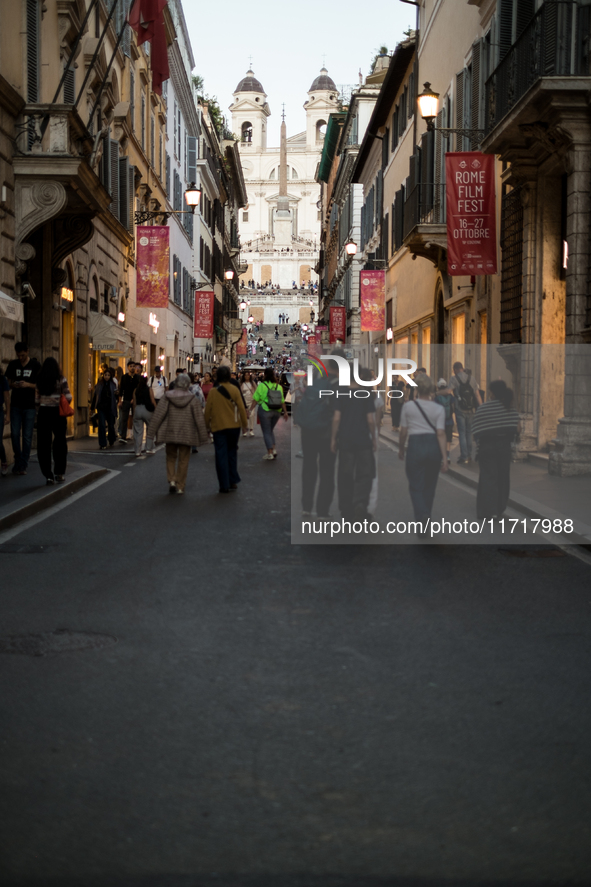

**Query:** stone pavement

left=379, top=424, right=591, bottom=544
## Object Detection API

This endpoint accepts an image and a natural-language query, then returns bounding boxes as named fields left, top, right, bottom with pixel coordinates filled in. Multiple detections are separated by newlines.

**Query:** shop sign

left=149, top=312, right=160, bottom=332
left=329, top=306, right=346, bottom=344
left=194, top=291, right=215, bottom=339
left=360, top=271, right=385, bottom=331
left=445, top=152, right=497, bottom=276
left=137, top=226, right=170, bottom=307
left=60, top=287, right=74, bottom=310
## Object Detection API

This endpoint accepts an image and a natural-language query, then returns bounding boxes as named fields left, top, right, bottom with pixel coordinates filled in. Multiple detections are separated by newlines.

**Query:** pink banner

left=329, top=306, right=346, bottom=344
left=445, top=152, right=497, bottom=276
left=136, top=226, right=170, bottom=307
left=236, top=327, right=248, bottom=355
left=360, top=270, right=386, bottom=331
left=194, top=291, right=215, bottom=339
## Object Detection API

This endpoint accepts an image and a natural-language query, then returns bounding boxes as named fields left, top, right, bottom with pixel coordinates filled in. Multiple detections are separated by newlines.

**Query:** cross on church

left=248, top=55, right=253, bottom=68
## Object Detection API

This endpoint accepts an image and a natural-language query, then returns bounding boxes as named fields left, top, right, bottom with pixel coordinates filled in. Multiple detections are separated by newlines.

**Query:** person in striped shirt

left=472, top=380, right=520, bottom=519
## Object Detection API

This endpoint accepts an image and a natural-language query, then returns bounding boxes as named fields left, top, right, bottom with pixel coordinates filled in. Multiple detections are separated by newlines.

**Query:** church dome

left=235, top=69, right=265, bottom=94
left=308, top=67, right=337, bottom=93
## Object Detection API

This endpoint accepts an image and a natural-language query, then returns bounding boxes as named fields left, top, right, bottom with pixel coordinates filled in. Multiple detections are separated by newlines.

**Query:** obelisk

left=274, top=105, right=292, bottom=246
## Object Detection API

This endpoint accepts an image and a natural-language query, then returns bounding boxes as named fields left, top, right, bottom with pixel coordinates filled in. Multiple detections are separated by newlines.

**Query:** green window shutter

left=187, top=136, right=197, bottom=182
left=26, top=0, right=40, bottom=102
left=109, top=139, right=120, bottom=218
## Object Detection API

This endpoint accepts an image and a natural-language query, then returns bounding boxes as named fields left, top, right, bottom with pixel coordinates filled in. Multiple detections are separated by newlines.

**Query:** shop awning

left=0, top=291, right=25, bottom=323
left=88, top=312, right=132, bottom=355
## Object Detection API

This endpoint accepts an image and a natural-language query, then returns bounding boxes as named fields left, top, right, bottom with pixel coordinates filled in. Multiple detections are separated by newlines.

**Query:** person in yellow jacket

left=204, top=366, right=248, bottom=493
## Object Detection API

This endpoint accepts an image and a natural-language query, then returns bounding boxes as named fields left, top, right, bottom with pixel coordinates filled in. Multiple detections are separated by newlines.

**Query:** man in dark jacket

left=117, top=361, right=139, bottom=442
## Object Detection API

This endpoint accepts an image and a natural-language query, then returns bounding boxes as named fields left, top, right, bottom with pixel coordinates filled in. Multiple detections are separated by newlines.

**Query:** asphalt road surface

left=1, top=422, right=590, bottom=887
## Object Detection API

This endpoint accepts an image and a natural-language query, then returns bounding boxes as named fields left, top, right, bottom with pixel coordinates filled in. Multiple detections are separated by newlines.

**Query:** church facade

left=230, top=67, right=338, bottom=318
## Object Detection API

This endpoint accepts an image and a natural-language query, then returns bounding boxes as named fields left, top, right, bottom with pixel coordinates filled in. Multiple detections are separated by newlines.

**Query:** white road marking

left=0, top=470, right=121, bottom=545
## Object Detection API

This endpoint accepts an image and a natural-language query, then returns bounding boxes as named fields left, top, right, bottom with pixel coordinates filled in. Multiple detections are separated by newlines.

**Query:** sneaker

left=55, top=475, right=65, bottom=483
left=248, top=431, right=254, bottom=437
left=119, top=437, right=128, bottom=443
left=100, top=446, right=107, bottom=450
left=169, top=482, right=177, bottom=494
left=145, top=449, right=156, bottom=455
left=46, top=477, right=55, bottom=485
left=1, top=463, right=8, bottom=476
left=272, top=448, right=277, bottom=457
left=230, top=484, right=238, bottom=491
left=17, top=470, right=27, bottom=476
left=176, top=488, right=184, bottom=495
left=457, top=457, right=468, bottom=464
left=262, top=454, right=275, bottom=460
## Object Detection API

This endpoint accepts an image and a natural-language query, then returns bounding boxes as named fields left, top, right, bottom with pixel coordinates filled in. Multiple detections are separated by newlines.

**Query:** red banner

left=194, top=291, right=215, bottom=338
left=236, top=327, right=248, bottom=355
left=445, top=152, right=497, bottom=276
left=360, top=270, right=386, bottom=331
left=329, top=306, right=346, bottom=344
left=136, top=226, right=170, bottom=307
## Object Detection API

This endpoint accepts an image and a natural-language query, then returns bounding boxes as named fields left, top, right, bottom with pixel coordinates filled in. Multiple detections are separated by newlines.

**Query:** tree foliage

left=192, top=74, right=224, bottom=137
left=369, top=46, right=389, bottom=72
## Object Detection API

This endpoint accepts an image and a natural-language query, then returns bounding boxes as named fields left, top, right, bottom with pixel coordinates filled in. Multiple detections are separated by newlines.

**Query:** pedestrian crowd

left=295, top=354, right=520, bottom=532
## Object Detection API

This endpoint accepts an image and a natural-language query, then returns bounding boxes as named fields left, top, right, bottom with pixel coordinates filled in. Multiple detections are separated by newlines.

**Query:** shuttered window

left=187, top=136, right=197, bottom=183
left=393, top=187, right=405, bottom=252
left=382, top=128, right=389, bottom=169
left=391, top=108, right=399, bottom=151
left=420, top=130, right=434, bottom=215
left=63, top=66, right=75, bottom=104
left=166, top=155, right=171, bottom=199
left=109, top=140, right=120, bottom=219
left=118, top=159, right=135, bottom=232
left=150, top=115, right=155, bottom=167
left=129, top=69, right=135, bottom=131
left=26, top=0, right=40, bottom=103
left=471, top=39, right=482, bottom=144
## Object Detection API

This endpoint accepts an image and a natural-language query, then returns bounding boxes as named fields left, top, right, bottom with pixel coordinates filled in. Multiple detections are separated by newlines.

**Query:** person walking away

left=0, top=367, right=9, bottom=475
left=434, top=378, right=455, bottom=462
left=204, top=366, right=248, bottom=493
left=253, top=367, right=288, bottom=460
left=389, top=379, right=405, bottom=430
left=132, top=375, right=156, bottom=456
left=449, top=361, right=481, bottom=463
left=6, top=342, right=41, bottom=475
left=168, top=367, right=186, bottom=391
left=398, top=374, right=448, bottom=527
left=117, top=361, right=139, bottom=442
left=472, top=379, right=520, bottom=519
left=188, top=374, right=206, bottom=452
left=147, top=373, right=208, bottom=494
left=91, top=369, right=118, bottom=449
left=35, top=357, right=72, bottom=484
left=331, top=373, right=377, bottom=521
left=240, top=371, right=257, bottom=437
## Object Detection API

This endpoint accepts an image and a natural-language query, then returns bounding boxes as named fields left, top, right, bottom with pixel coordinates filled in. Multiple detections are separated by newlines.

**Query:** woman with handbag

left=91, top=370, right=118, bottom=449
left=132, top=374, right=156, bottom=456
left=253, top=367, right=288, bottom=461
left=398, top=374, right=448, bottom=527
left=35, top=357, right=73, bottom=484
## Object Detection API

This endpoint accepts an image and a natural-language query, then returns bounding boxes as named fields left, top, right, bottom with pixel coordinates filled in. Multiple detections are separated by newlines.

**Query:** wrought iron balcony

left=401, top=183, right=447, bottom=265
left=485, top=0, right=591, bottom=135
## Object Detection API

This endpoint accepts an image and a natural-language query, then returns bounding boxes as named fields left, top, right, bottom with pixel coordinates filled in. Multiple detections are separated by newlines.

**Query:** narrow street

left=1, top=423, right=590, bottom=886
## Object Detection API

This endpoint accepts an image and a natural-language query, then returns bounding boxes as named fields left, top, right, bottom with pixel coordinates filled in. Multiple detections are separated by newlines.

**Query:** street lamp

left=248, top=315, right=254, bottom=323
left=417, top=82, right=439, bottom=131
left=225, top=269, right=235, bottom=281
left=239, top=300, right=247, bottom=310
left=345, top=241, right=358, bottom=257
left=184, top=182, right=202, bottom=213
left=417, top=81, right=485, bottom=142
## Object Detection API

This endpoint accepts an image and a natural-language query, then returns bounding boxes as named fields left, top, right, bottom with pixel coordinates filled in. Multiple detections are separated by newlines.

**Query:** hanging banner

left=360, top=270, right=386, bottom=331
left=329, top=306, right=346, bottom=344
left=236, top=327, right=248, bottom=355
left=194, top=291, right=215, bottom=338
left=136, top=226, right=170, bottom=307
left=445, top=152, right=497, bottom=276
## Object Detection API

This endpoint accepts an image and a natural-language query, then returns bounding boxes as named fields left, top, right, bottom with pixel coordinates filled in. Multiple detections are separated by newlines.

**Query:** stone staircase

left=256, top=323, right=294, bottom=341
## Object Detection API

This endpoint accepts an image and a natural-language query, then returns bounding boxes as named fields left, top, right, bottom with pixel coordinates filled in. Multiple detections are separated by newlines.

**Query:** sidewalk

left=0, top=458, right=108, bottom=533
left=379, top=424, right=591, bottom=544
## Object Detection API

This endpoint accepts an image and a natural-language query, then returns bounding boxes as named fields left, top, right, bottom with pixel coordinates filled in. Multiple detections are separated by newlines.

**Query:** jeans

left=133, top=404, right=155, bottom=455
left=36, top=407, right=67, bottom=479
left=213, top=428, right=241, bottom=491
left=118, top=400, right=133, bottom=439
left=258, top=406, right=280, bottom=450
left=97, top=409, right=116, bottom=448
left=301, top=428, right=336, bottom=515
left=165, top=443, right=191, bottom=490
left=476, top=435, right=513, bottom=519
left=455, top=409, right=474, bottom=460
left=0, top=417, right=7, bottom=464
left=10, top=406, right=36, bottom=471
left=405, top=433, right=442, bottom=522
left=337, top=447, right=375, bottom=520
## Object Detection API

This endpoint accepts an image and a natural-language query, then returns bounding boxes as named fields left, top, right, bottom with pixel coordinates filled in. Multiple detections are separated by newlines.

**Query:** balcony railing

left=485, top=0, right=591, bottom=134
left=402, top=184, right=446, bottom=241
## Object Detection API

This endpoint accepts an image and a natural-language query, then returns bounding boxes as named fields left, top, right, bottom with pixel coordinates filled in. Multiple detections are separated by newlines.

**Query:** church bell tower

left=229, top=69, right=270, bottom=152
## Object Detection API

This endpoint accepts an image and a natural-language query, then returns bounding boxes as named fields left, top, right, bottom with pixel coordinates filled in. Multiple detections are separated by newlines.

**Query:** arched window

left=269, top=168, right=276, bottom=180
left=241, top=121, right=253, bottom=143
left=316, top=119, right=327, bottom=142
left=291, top=167, right=298, bottom=179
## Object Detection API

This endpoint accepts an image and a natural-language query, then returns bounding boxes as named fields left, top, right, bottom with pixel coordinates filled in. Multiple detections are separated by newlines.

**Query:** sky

left=182, top=0, right=416, bottom=147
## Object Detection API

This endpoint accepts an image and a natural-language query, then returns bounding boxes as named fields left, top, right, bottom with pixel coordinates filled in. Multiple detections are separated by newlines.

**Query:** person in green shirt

left=253, top=367, right=288, bottom=460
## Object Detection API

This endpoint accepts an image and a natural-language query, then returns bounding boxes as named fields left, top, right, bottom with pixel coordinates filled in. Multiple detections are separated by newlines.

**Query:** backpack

left=456, top=372, right=477, bottom=412
left=294, top=383, right=331, bottom=430
left=265, top=382, right=283, bottom=410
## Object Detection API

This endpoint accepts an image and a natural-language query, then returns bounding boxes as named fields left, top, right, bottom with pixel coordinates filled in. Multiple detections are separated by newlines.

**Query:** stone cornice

left=168, top=40, right=200, bottom=137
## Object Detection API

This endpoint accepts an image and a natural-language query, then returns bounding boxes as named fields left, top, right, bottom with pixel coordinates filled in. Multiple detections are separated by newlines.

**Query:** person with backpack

left=434, top=378, right=455, bottom=463
left=253, top=367, right=288, bottom=460
left=449, top=361, right=482, bottom=464
left=147, top=366, right=167, bottom=401
left=132, top=374, right=156, bottom=456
